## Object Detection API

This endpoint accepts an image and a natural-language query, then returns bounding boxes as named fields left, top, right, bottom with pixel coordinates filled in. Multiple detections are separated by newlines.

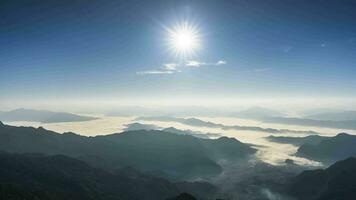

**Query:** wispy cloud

left=321, top=42, right=327, bottom=48
left=137, top=60, right=226, bottom=75
left=164, top=63, right=179, bottom=71
left=136, top=70, right=174, bottom=75
left=216, top=60, right=227, bottom=65
left=186, top=60, right=203, bottom=67
left=185, top=60, right=227, bottom=67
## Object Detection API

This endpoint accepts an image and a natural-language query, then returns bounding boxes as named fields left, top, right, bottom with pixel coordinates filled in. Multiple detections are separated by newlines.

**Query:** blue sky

left=1, top=0, right=356, bottom=108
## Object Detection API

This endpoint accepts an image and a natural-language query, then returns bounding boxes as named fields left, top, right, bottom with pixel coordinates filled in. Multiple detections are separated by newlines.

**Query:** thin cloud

left=216, top=60, right=226, bottom=65
left=137, top=60, right=226, bottom=75
left=136, top=70, right=174, bottom=75
left=186, top=60, right=203, bottom=67
left=185, top=60, right=227, bottom=67
left=164, top=63, right=179, bottom=71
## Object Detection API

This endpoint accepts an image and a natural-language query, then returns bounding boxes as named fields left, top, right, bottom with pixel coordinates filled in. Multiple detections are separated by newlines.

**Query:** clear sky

left=1, top=0, right=356, bottom=109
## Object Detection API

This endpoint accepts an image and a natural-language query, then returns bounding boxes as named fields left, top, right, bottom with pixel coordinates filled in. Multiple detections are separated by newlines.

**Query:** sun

left=166, top=21, right=200, bottom=57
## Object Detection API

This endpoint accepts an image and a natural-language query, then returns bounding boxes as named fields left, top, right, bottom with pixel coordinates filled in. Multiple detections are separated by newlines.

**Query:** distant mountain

left=263, top=117, right=356, bottom=130
left=123, top=122, right=161, bottom=131
left=266, top=135, right=326, bottom=146
left=0, top=152, right=203, bottom=200
left=288, top=157, right=356, bottom=200
left=138, top=116, right=320, bottom=135
left=304, top=110, right=356, bottom=121
left=0, top=122, right=255, bottom=180
left=0, top=108, right=98, bottom=123
left=124, top=123, right=221, bottom=139
left=163, top=127, right=221, bottom=139
left=296, top=133, right=356, bottom=164
left=231, top=107, right=284, bottom=119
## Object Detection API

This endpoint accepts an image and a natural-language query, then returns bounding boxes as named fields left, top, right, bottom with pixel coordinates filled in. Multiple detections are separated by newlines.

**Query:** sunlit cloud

left=216, top=60, right=226, bottom=65
left=164, top=63, right=179, bottom=71
left=186, top=60, right=203, bottom=67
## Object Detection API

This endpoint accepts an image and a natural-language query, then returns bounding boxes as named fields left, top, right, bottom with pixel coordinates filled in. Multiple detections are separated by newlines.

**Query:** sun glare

left=167, top=21, right=200, bottom=57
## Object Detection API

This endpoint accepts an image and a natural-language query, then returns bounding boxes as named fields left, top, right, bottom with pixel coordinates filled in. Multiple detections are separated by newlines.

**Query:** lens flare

left=166, top=21, right=201, bottom=58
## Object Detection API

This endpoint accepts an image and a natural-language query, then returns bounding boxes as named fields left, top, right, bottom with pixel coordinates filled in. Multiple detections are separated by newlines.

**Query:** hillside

left=0, top=152, right=183, bottom=200
left=296, top=133, right=356, bottom=164
left=288, top=157, right=356, bottom=200
left=0, top=122, right=256, bottom=180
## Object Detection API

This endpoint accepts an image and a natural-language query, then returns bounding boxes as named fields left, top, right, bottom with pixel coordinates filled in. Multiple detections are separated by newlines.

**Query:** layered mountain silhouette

left=228, top=108, right=356, bottom=130
left=304, top=110, right=356, bottom=121
left=266, top=135, right=326, bottom=146
left=124, top=123, right=221, bottom=139
left=0, top=122, right=255, bottom=180
left=166, top=193, right=197, bottom=200
left=230, top=107, right=284, bottom=119
left=0, top=151, right=221, bottom=200
left=138, top=116, right=320, bottom=135
left=296, top=133, right=356, bottom=164
left=263, top=117, right=356, bottom=130
left=288, top=157, right=356, bottom=200
left=0, top=108, right=98, bottom=123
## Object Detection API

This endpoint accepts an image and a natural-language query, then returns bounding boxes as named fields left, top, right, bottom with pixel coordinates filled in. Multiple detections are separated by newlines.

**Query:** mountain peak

left=336, top=132, right=351, bottom=137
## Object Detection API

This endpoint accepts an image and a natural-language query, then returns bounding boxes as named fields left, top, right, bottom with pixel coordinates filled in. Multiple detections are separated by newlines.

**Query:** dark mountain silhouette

left=175, top=182, right=218, bottom=199
left=296, top=133, right=356, bottom=164
left=288, top=157, right=356, bottom=200
left=0, top=152, right=216, bottom=200
left=123, top=122, right=161, bottom=131
left=0, top=122, right=255, bottom=180
left=266, top=135, right=326, bottom=146
left=167, top=193, right=197, bottom=200
left=0, top=108, right=98, bottom=123
left=162, top=127, right=221, bottom=139
left=124, top=123, right=221, bottom=139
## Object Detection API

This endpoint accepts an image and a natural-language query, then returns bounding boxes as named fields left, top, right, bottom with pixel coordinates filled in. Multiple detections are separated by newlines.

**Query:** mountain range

left=266, top=133, right=356, bottom=165
left=1, top=121, right=356, bottom=199
left=288, top=157, right=356, bottom=200
left=296, top=133, right=356, bottom=164
left=266, top=135, right=326, bottom=146
left=0, top=121, right=256, bottom=180
left=137, top=116, right=320, bottom=135
left=0, top=108, right=98, bottom=123
left=0, top=151, right=219, bottom=200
